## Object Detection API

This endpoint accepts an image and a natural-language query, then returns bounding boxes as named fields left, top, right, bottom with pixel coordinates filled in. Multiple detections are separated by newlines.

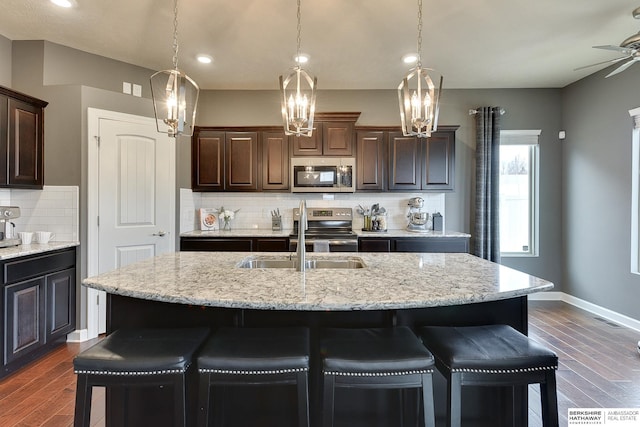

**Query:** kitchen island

left=83, top=251, right=553, bottom=427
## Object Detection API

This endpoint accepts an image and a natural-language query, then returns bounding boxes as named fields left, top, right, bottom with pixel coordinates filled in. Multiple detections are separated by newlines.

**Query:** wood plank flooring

left=0, top=301, right=638, bottom=426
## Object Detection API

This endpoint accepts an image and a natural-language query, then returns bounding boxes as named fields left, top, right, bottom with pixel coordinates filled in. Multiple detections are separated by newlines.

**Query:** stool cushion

left=197, top=327, right=310, bottom=373
left=418, top=325, right=558, bottom=372
left=321, top=327, right=434, bottom=374
left=74, top=328, right=209, bottom=374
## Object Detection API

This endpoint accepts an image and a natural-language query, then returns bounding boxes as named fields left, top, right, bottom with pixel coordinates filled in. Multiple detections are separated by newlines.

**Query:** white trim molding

left=529, top=291, right=640, bottom=333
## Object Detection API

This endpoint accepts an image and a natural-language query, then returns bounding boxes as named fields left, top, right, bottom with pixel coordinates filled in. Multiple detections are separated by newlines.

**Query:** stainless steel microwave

left=290, top=157, right=356, bottom=193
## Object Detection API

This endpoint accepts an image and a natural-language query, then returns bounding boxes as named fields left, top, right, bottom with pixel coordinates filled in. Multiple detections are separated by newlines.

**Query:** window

left=499, top=130, right=540, bottom=257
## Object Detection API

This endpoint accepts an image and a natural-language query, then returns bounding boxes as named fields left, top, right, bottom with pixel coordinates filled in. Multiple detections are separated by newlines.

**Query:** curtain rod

left=468, top=108, right=506, bottom=116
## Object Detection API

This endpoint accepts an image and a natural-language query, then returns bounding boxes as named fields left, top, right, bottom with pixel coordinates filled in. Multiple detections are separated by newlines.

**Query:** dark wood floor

left=0, top=301, right=638, bottom=427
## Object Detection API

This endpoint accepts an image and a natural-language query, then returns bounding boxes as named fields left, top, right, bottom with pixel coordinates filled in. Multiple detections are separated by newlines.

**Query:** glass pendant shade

left=398, top=67, right=442, bottom=138
left=279, top=66, right=317, bottom=137
left=151, top=68, right=199, bottom=137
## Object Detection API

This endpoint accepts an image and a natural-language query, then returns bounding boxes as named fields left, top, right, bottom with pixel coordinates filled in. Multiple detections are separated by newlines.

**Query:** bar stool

left=196, top=327, right=310, bottom=427
left=418, top=324, right=559, bottom=427
left=320, top=326, right=435, bottom=427
left=73, top=327, right=209, bottom=427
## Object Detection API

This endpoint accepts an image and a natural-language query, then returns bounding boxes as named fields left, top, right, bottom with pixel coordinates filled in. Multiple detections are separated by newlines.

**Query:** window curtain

left=474, top=106, right=501, bottom=262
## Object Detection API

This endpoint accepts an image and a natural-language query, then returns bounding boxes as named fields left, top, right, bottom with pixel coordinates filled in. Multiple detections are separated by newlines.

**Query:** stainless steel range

left=289, top=207, right=358, bottom=252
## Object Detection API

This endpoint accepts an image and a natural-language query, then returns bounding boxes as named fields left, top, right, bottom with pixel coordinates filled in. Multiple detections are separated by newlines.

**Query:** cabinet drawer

left=4, top=250, right=76, bottom=284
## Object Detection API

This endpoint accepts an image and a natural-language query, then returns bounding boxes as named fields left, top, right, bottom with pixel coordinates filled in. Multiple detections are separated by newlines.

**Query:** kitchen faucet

left=296, top=199, right=307, bottom=272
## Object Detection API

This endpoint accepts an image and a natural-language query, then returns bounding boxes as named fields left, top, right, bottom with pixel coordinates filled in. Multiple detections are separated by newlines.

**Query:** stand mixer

left=0, top=206, right=20, bottom=248
left=406, top=197, right=431, bottom=232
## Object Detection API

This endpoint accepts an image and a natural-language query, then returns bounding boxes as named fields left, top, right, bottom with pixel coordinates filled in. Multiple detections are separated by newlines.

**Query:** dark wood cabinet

left=225, top=132, right=259, bottom=191
left=180, top=237, right=290, bottom=252
left=356, top=130, right=385, bottom=191
left=359, top=236, right=469, bottom=253
left=1, top=247, right=77, bottom=379
left=261, top=131, right=290, bottom=191
left=291, top=112, right=360, bottom=157
left=0, top=86, right=47, bottom=189
left=192, top=130, right=224, bottom=191
left=388, top=126, right=457, bottom=192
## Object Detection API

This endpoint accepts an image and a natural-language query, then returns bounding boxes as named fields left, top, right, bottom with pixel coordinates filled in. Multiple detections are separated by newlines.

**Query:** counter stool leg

left=421, top=373, right=435, bottom=427
left=297, top=371, right=310, bottom=427
left=447, top=373, right=463, bottom=427
left=541, top=371, right=559, bottom=427
left=322, top=374, right=336, bottom=427
left=73, top=375, right=91, bottom=427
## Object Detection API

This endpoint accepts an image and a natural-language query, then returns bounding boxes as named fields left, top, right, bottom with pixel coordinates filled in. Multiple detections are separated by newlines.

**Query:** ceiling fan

left=576, top=6, right=640, bottom=78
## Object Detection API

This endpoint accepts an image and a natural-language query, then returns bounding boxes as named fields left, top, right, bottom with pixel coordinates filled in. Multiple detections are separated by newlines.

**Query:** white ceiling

left=0, top=0, right=638, bottom=90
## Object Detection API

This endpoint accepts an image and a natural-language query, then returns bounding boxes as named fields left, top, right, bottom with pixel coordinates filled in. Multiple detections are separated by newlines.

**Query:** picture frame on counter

left=199, top=208, right=218, bottom=231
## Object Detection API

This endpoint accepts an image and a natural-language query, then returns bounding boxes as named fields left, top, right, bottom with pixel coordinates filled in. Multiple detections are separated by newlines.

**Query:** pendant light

left=279, top=0, right=317, bottom=137
left=150, top=0, right=199, bottom=137
left=398, top=0, right=443, bottom=138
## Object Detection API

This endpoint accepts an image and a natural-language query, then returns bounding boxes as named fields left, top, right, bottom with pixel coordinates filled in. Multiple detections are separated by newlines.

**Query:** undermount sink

left=237, top=256, right=366, bottom=270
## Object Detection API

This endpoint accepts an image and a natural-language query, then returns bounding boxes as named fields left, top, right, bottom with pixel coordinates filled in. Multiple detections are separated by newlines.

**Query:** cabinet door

left=291, top=127, right=323, bottom=156
left=255, top=238, right=289, bottom=252
left=261, top=131, right=290, bottom=191
left=322, top=121, right=354, bottom=156
left=422, top=130, right=455, bottom=191
left=180, top=238, right=254, bottom=251
left=388, top=132, right=421, bottom=190
left=226, top=132, right=259, bottom=191
left=394, top=238, right=469, bottom=253
left=0, top=96, right=7, bottom=186
left=192, top=130, right=224, bottom=191
left=46, top=268, right=76, bottom=343
left=356, top=131, right=385, bottom=191
left=4, top=278, right=46, bottom=364
left=7, top=98, right=44, bottom=188
left=359, top=238, right=391, bottom=252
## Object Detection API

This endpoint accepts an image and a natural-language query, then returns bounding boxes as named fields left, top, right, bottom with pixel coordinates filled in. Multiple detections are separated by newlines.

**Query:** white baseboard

left=528, top=291, right=640, bottom=333
left=66, top=329, right=89, bottom=343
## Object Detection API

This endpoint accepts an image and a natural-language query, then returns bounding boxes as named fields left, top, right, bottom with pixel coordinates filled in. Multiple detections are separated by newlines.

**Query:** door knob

left=153, top=231, right=167, bottom=236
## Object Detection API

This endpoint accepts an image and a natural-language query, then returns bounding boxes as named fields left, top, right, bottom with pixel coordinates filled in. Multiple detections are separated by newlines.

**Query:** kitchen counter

left=82, top=251, right=551, bottom=311
left=180, top=228, right=470, bottom=238
left=356, top=229, right=470, bottom=238
left=0, top=241, right=80, bottom=260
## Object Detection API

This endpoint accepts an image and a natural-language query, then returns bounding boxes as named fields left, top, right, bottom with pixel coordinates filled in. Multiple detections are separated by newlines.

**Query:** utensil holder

left=272, top=217, right=282, bottom=231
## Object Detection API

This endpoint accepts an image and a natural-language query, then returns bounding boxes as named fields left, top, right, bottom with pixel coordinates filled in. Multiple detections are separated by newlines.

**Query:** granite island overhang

left=82, top=251, right=553, bottom=312
left=82, top=251, right=554, bottom=426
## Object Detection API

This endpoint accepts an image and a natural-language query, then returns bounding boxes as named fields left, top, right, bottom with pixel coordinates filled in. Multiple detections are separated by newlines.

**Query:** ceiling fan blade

left=593, top=45, right=635, bottom=55
left=574, top=55, right=631, bottom=71
left=605, top=58, right=637, bottom=78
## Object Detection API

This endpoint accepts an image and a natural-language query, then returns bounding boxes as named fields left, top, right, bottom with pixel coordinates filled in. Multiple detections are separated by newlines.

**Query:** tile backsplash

left=180, top=188, right=445, bottom=233
left=0, top=186, right=79, bottom=242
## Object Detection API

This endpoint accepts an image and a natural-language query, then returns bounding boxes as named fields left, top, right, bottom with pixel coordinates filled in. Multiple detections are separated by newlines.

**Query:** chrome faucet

left=296, top=199, right=307, bottom=272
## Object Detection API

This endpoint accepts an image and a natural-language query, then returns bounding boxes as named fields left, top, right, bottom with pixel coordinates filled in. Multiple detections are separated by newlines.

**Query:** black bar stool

left=418, top=324, right=559, bottom=427
left=73, top=327, right=209, bottom=427
left=320, top=326, right=435, bottom=427
left=196, top=327, right=310, bottom=427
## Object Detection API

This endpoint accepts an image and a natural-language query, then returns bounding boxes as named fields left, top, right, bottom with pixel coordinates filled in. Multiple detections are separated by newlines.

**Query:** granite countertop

left=180, top=229, right=470, bottom=238
left=0, top=241, right=80, bottom=260
left=82, top=251, right=552, bottom=311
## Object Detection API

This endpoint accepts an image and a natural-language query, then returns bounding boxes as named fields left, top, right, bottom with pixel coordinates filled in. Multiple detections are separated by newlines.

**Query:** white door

left=87, top=109, right=175, bottom=337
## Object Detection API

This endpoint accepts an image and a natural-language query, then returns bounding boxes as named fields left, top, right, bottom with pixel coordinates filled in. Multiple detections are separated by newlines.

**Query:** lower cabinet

left=180, top=237, right=289, bottom=252
left=1, top=247, right=76, bottom=379
left=359, top=237, right=469, bottom=253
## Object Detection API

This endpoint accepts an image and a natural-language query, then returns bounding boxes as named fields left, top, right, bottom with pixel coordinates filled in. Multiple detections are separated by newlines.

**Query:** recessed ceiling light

left=402, top=53, right=418, bottom=64
left=294, top=54, right=310, bottom=64
left=50, top=0, right=77, bottom=8
left=197, top=55, right=213, bottom=64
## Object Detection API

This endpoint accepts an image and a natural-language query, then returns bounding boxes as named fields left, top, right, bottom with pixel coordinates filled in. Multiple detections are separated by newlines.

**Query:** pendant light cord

left=416, top=0, right=423, bottom=68
left=296, top=0, right=302, bottom=65
left=172, top=0, right=179, bottom=70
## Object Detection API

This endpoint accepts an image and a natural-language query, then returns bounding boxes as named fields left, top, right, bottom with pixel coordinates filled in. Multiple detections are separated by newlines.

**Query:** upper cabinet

left=0, top=86, right=48, bottom=189
left=356, top=130, right=385, bottom=191
left=291, top=112, right=360, bottom=157
left=192, top=129, right=259, bottom=191
left=261, top=130, right=289, bottom=191
left=388, top=126, right=458, bottom=192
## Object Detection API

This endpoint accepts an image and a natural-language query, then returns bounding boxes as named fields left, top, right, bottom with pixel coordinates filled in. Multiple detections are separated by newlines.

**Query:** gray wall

left=563, top=66, right=640, bottom=320
left=0, top=35, right=11, bottom=87
left=5, top=39, right=578, bottom=327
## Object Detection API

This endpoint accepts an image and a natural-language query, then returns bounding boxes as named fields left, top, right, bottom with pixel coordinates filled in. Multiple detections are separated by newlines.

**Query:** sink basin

left=237, top=256, right=366, bottom=269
